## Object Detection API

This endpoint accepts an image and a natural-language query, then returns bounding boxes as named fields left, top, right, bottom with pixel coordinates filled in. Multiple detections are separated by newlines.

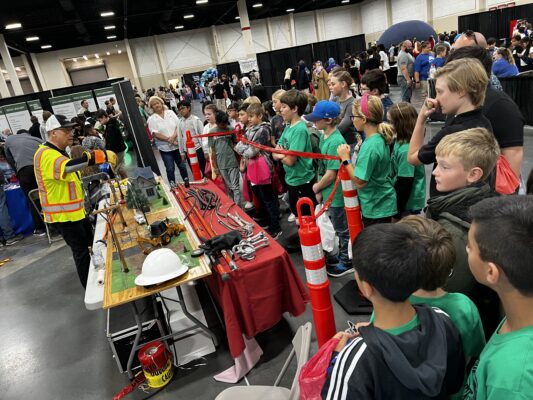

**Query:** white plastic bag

left=315, top=204, right=337, bottom=253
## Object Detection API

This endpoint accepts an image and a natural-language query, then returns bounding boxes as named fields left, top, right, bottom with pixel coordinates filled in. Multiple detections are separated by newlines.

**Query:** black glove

left=200, top=230, right=242, bottom=255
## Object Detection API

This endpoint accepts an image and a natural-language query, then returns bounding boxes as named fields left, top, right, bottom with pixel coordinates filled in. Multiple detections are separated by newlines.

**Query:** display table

left=5, top=184, right=34, bottom=235
left=173, top=181, right=310, bottom=360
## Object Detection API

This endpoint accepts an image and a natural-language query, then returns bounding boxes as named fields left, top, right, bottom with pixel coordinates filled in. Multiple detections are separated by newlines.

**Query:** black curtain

left=500, top=74, right=533, bottom=126
left=257, top=44, right=313, bottom=95
left=459, top=4, right=533, bottom=40
left=216, top=62, right=241, bottom=78
left=182, top=72, right=204, bottom=86
left=312, top=35, right=366, bottom=65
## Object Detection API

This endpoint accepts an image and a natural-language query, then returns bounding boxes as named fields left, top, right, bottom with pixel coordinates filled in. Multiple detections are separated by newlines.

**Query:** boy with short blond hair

left=463, top=195, right=533, bottom=399
left=427, top=127, right=500, bottom=331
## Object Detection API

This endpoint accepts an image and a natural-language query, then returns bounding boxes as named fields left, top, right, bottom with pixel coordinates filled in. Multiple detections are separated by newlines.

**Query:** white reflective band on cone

left=187, top=148, right=196, bottom=155
left=344, top=196, right=359, bottom=208
left=190, top=158, right=198, bottom=164
left=301, top=243, right=323, bottom=262
left=305, top=267, right=328, bottom=285
left=341, top=180, right=356, bottom=191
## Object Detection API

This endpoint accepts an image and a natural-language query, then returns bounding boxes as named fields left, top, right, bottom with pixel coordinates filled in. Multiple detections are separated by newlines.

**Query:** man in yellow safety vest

left=34, top=114, right=114, bottom=288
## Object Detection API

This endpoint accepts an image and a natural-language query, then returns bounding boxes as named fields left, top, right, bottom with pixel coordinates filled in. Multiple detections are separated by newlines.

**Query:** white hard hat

left=135, top=248, right=189, bottom=286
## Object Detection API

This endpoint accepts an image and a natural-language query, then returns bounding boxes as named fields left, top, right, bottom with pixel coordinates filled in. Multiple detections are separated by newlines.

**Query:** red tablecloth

left=175, top=181, right=309, bottom=358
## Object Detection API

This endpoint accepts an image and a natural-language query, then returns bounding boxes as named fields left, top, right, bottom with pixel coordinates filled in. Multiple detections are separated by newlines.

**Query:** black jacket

left=322, top=305, right=465, bottom=400
left=104, top=118, right=126, bottom=154
left=28, top=122, right=41, bottom=140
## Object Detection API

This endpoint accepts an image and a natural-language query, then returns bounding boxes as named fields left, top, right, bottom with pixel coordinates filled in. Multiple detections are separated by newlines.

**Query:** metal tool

left=232, top=236, right=270, bottom=261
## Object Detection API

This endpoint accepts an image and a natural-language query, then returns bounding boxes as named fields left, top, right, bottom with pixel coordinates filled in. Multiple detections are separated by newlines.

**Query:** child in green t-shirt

left=463, top=196, right=533, bottom=400
left=273, top=89, right=316, bottom=219
left=337, top=93, right=397, bottom=226
left=399, top=215, right=485, bottom=399
left=306, top=100, right=351, bottom=278
left=387, top=103, right=426, bottom=219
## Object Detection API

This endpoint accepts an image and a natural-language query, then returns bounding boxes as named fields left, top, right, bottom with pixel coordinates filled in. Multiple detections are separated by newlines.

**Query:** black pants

left=362, top=216, right=392, bottom=227
left=53, top=218, right=93, bottom=288
left=18, top=166, right=45, bottom=230
left=251, top=184, right=281, bottom=232
left=287, top=179, right=317, bottom=218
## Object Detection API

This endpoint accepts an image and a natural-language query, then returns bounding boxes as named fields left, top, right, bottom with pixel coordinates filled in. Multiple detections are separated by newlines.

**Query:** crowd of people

left=133, top=27, right=533, bottom=399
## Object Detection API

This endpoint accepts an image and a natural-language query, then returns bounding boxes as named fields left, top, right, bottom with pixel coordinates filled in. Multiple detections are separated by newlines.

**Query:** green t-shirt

left=355, top=133, right=397, bottom=218
left=384, top=313, right=420, bottom=335
left=410, top=293, right=485, bottom=360
left=278, top=120, right=315, bottom=186
left=463, top=319, right=533, bottom=400
left=391, top=142, right=426, bottom=211
left=318, top=129, right=346, bottom=208
left=208, top=126, right=238, bottom=170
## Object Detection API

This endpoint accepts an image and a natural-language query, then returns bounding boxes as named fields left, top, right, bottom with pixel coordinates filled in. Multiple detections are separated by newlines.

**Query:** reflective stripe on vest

left=68, top=182, right=76, bottom=201
left=42, top=200, right=84, bottom=214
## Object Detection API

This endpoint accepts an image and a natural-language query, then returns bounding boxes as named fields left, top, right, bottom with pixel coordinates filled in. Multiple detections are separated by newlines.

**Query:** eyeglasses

left=464, top=30, right=478, bottom=45
left=350, top=115, right=364, bottom=121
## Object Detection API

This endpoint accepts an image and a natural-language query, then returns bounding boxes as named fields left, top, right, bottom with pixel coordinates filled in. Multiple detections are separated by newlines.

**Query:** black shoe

left=267, top=227, right=282, bottom=240
left=327, top=263, right=355, bottom=278
left=5, top=234, right=24, bottom=246
left=33, top=229, right=47, bottom=237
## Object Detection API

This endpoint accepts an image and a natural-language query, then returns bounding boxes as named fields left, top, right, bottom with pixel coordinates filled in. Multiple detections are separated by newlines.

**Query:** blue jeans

left=159, top=149, right=189, bottom=184
left=328, top=206, right=350, bottom=264
left=0, top=187, right=15, bottom=240
left=397, top=76, right=412, bottom=103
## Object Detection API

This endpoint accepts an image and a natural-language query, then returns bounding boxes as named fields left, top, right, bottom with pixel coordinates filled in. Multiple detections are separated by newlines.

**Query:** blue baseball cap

left=305, top=101, right=341, bottom=122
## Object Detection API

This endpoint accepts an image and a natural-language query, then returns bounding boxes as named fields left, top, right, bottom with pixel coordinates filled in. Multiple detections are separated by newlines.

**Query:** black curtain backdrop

left=459, top=4, right=533, bottom=41
left=216, top=62, right=241, bottom=78
left=500, top=73, right=533, bottom=126
left=183, top=72, right=204, bottom=86
left=312, top=35, right=367, bottom=66
left=257, top=35, right=366, bottom=97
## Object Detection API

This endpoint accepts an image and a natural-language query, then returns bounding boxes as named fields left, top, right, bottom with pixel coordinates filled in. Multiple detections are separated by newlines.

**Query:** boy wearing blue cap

left=309, top=101, right=352, bottom=277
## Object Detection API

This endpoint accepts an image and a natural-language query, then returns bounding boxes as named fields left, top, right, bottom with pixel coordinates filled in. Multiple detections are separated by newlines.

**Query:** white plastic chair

left=215, top=322, right=313, bottom=400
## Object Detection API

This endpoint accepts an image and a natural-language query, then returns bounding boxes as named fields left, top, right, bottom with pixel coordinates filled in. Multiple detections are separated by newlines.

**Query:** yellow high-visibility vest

left=33, top=144, right=85, bottom=223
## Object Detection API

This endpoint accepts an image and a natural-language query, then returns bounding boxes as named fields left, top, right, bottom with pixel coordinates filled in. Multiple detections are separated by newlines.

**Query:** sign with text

left=27, top=100, right=44, bottom=124
left=94, top=87, right=118, bottom=111
left=49, top=95, right=77, bottom=119
left=3, top=102, right=32, bottom=134
left=70, top=90, right=97, bottom=114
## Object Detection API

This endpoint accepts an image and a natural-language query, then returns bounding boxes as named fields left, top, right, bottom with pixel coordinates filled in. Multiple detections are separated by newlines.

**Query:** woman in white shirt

left=147, top=96, right=189, bottom=185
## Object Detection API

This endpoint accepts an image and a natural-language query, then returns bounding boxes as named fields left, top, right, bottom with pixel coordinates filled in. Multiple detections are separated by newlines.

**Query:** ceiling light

left=73, top=58, right=77, bottom=62
left=196, top=0, right=208, bottom=3
left=106, top=51, right=110, bottom=56
left=5, top=23, right=22, bottom=30
left=101, top=11, right=114, bottom=17
left=15, top=67, right=21, bottom=72
left=83, top=55, right=88, bottom=60
left=104, top=25, right=116, bottom=30
left=95, top=53, right=99, bottom=58
left=184, top=14, right=194, bottom=19
left=341, top=0, right=349, bottom=3
left=26, top=36, right=39, bottom=41
left=235, top=16, right=240, bottom=20
left=286, top=8, right=295, bottom=12
left=41, top=45, right=52, bottom=49
left=107, top=35, right=117, bottom=39
left=175, top=25, right=184, bottom=29
left=252, top=3, right=263, bottom=7
left=118, top=50, right=122, bottom=54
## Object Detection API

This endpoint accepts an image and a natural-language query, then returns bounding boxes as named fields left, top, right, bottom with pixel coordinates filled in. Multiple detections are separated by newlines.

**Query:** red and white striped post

left=185, top=130, right=202, bottom=181
left=297, top=197, right=336, bottom=347
left=339, top=165, right=363, bottom=243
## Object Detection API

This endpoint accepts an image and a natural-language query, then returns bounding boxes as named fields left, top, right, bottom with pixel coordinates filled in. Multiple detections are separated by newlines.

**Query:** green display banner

left=70, top=90, right=94, bottom=102
left=27, top=99, right=43, bottom=112
left=49, top=95, right=74, bottom=105
left=94, top=87, right=115, bottom=97
left=3, top=102, right=29, bottom=114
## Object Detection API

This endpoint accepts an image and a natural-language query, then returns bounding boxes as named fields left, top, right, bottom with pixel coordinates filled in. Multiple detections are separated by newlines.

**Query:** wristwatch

left=342, top=159, right=352, bottom=166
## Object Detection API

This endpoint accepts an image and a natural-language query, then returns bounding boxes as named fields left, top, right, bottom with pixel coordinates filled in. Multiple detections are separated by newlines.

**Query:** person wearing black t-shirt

left=95, top=110, right=127, bottom=179
left=408, top=59, right=492, bottom=197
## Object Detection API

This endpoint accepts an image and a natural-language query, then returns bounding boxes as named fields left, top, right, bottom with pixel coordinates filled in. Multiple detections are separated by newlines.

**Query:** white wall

left=294, top=12, right=317, bottom=45
left=321, top=6, right=361, bottom=40
left=433, top=0, right=476, bottom=19
left=361, top=0, right=388, bottom=35
left=268, top=16, right=292, bottom=50
left=391, top=0, right=426, bottom=24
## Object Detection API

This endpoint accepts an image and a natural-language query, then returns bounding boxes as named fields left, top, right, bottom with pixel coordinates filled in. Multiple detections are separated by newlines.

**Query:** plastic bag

left=495, top=155, right=520, bottom=195
left=299, top=337, right=340, bottom=400
left=316, top=204, right=336, bottom=253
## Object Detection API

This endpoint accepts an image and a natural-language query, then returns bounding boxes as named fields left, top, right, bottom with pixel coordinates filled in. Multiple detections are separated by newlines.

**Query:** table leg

left=175, top=285, right=219, bottom=346
left=203, top=280, right=225, bottom=331
left=126, top=301, right=143, bottom=379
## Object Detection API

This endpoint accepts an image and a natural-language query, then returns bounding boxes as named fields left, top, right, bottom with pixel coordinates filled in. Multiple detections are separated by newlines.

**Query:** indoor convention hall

left=0, top=1, right=532, bottom=399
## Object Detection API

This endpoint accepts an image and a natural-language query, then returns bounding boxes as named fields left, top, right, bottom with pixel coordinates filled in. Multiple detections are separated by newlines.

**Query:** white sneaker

left=288, top=213, right=296, bottom=222
left=244, top=201, right=254, bottom=210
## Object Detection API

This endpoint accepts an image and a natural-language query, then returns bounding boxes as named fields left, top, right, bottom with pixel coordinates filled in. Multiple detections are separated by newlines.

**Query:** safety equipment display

left=185, top=130, right=202, bottom=181
left=339, top=166, right=363, bottom=243
left=33, top=144, right=85, bottom=223
left=297, top=197, right=336, bottom=347
left=134, top=248, right=188, bottom=286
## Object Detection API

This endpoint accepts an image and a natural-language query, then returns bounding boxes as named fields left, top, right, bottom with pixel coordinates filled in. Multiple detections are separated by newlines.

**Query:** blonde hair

left=434, top=58, right=488, bottom=108
left=329, top=69, right=353, bottom=88
left=387, top=102, right=418, bottom=144
left=148, top=96, right=167, bottom=109
left=435, top=127, right=500, bottom=180
left=242, top=96, right=261, bottom=106
left=272, top=89, right=286, bottom=100
left=496, top=47, right=514, bottom=64
left=352, top=95, right=395, bottom=144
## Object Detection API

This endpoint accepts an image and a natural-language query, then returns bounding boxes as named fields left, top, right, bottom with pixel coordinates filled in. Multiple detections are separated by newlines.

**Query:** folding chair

left=27, top=189, right=61, bottom=245
left=215, top=322, right=313, bottom=400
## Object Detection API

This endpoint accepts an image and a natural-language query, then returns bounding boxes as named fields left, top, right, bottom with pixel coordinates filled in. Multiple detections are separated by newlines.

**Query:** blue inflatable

left=377, top=20, right=437, bottom=48
left=199, top=67, right=219, bottom=87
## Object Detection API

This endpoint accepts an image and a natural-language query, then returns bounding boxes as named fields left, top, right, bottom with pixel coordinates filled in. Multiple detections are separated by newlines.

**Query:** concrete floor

left=1, top=87, right=532, bottom=399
